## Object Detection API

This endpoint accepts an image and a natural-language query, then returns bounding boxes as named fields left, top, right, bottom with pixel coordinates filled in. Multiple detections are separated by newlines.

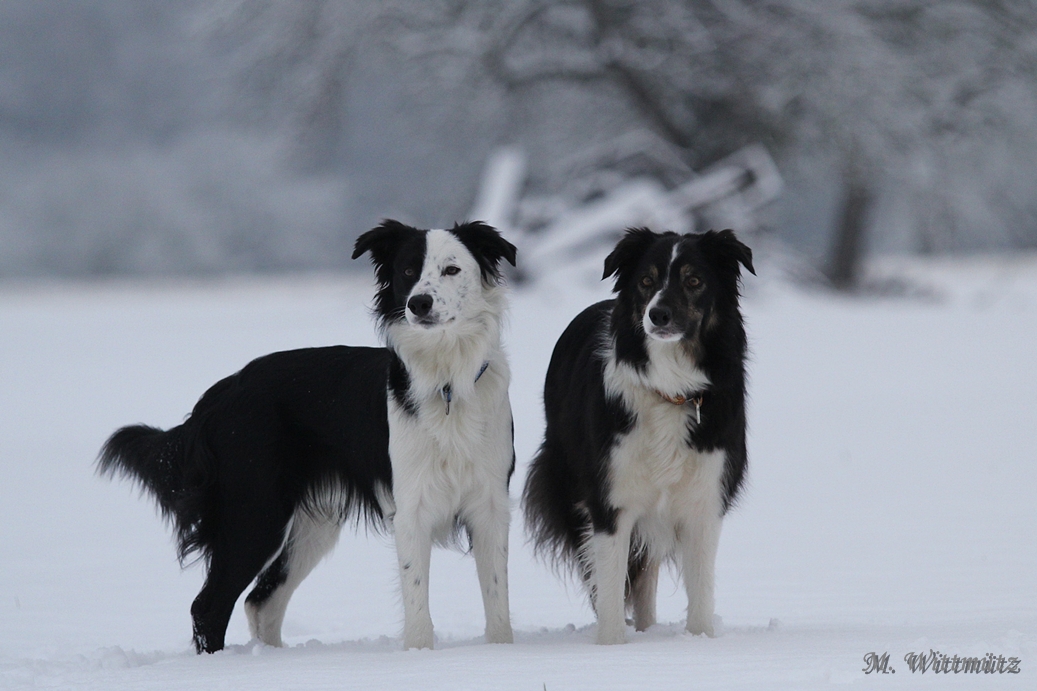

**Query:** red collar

left=655, top=391, right=705, bottom=423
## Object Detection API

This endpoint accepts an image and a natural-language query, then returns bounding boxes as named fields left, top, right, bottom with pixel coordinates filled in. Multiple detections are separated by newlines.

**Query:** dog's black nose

left=408, top=294, right=434, bottom=318
left=648, top=306, right=672, bottom=327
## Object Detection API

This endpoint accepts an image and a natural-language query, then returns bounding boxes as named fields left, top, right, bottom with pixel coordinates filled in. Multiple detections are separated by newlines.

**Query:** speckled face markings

left=404, top=229, right=483, bottom=328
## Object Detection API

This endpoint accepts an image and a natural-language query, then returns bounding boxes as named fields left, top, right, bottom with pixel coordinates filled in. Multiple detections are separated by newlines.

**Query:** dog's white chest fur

left=603, top=339, right=724, bottom=557
left=609, top=416, right=725, bottom=559
left=386, top=361, right=513, bottom=525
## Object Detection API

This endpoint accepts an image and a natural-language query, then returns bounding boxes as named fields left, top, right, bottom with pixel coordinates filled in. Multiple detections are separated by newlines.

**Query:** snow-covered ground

left=1, top=254, right=1034, bottom=689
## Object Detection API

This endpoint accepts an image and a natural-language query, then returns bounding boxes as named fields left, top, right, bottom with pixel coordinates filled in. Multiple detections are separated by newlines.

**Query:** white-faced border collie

left=98, top=220, right=517, bottom=653
left=522, top=227, right=754, bottom=645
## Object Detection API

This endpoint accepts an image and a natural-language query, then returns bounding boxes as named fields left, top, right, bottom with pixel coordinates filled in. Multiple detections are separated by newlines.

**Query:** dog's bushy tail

left=522, top=442, right=587, bottom=576
left=97, top=424, right=212, bottom=564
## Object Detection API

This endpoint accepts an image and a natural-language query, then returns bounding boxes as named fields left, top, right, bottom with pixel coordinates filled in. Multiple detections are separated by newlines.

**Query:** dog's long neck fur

left=384, top=284, right=508, bottom=406
left=603, top=334, right=710, bottom=403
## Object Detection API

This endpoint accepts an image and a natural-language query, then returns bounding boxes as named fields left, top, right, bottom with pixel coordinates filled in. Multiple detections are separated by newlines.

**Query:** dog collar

left=656, top=391, right=705, bottom=424
left=441, top=361, right=491, bottom=415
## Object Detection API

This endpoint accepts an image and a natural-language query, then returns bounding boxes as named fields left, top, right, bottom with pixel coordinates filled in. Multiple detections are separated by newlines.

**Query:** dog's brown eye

left=641, top=275, right=653, bottom=287
left=404, top=268, right=416, bottom=278
left=443, top=265, right=461, bottom=276
left=686, top=276, right=701, bottom=288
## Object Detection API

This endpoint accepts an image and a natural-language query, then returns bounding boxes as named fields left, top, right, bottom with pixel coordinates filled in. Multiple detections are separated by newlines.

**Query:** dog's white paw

left=595, top=625, right=628, bottom=645
left=685, top=615, right=716, bottom=637
left=403, top=619, right=435, bottom=650
left=403, top=633, right=434, bottom=650
left=486, top=627, right=514, bottom=644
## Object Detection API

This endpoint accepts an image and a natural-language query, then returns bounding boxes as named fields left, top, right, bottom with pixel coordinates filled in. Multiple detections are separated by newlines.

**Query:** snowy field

left=1, top=253, right=1034, bottom=689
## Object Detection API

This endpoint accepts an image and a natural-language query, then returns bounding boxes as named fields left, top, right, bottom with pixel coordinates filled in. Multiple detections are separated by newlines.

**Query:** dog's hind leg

left=627, top=553, right=659, bottom=631
left=244, top=549, right=288, bottom=645
left=466, top=496, right=514, bottom=644
left=190, top=506, right=290, bottom=653
left=244, top=510, right=342, bottom=647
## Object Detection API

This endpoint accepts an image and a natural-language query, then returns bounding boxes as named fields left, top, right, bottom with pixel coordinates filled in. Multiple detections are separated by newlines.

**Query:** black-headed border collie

left=98, top=220, right=517, bottom=653
left=522, top=227, right=754, bottom=644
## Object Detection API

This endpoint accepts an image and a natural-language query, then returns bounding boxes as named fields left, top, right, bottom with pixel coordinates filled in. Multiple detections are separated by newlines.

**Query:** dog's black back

left=523, top=228, right=753, bottom=575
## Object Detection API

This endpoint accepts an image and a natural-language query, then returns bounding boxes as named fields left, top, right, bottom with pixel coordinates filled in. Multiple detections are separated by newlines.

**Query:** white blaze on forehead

left=420, top=229, right=477, bottom=279
left=645, top=241, right=681, bottom=300
left=642, top=240, right=683, bottom=339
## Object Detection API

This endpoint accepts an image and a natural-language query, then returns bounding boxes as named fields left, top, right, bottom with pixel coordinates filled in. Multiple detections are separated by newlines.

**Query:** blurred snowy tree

left=3, top=0, right=1037, bottom=280
left=74, top=0, right=1035, bottom=285
left=394, top=0, right=1037, bottom=288
left=221, top=0, right=1037, bottom=285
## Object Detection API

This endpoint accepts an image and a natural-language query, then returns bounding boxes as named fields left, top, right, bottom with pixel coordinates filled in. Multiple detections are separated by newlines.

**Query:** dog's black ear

left=699, top=229, right=755, bottom=276
left=603, top=227, right=659, bottom=287
left=449, top=221, right=517, bottom=283
left=352, top=219, right=415, bottom=270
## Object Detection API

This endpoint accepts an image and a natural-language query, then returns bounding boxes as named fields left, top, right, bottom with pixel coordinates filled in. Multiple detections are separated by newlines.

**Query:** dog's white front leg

left=681, top=509, right=721, bottom=637
left=394, top=512, right=435, bottom=649
left=469, top=498, right=513, bottom=644
left=590, top=514, right=634, bottom=645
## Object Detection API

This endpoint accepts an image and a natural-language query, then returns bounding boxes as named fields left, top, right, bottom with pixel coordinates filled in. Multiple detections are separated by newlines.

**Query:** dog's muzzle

left=645, top=306, right=683, bottom=341
left=407, top=293, right=438, bottom=325
left=649, top=306, right=672, bottom=328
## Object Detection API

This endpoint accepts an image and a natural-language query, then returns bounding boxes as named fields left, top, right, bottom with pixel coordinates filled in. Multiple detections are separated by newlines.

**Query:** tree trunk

left=827, top=166, right=873, bottom=291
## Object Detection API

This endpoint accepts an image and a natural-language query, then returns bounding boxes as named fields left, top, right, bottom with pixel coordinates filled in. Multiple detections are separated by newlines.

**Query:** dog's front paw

left=685, top=617, right=715, bottom=637
left=403, top=620, right=435, bottom=650
left=403, top=634, right=434, bottom=650
left=595, top=626, right=627, bottom=645
left=486, top=624, right=514, bottom=644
